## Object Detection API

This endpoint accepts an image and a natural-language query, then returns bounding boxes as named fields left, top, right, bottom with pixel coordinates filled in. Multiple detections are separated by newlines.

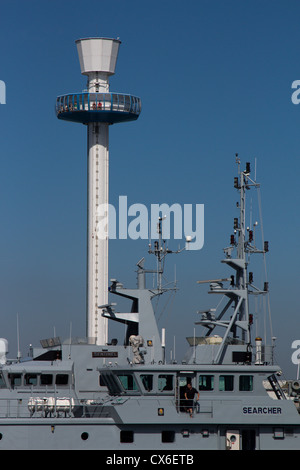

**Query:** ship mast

left=147, top=216, right=186, bottom=294
left=235, top=155, right=250, bottom=343
left=196, top=155, right=269, bottom=364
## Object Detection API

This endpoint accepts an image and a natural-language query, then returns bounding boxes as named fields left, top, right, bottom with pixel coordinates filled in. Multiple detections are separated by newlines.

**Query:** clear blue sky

left=0, top=0, right=299, bottom=377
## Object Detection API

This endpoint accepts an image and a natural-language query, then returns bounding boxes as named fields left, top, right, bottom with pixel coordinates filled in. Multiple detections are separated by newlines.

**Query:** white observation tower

left=56, top=38, right=141, bottom=345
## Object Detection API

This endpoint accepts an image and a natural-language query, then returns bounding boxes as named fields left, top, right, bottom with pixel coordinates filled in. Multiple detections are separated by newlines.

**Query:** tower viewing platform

left=56, top=92, right=141, bottom=124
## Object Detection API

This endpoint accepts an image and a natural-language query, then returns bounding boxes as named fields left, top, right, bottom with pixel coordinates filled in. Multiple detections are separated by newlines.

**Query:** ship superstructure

left=94, top=157, right=299, bottom=451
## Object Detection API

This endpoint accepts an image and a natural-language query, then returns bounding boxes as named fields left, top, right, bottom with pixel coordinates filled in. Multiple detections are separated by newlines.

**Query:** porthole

left=162, top=430, right=175, bottom=443
left=0, top=433, right=3, bottom=440
left=120, top=430, right=134, bottom=443
left=81, top=432, right=89, bottom=441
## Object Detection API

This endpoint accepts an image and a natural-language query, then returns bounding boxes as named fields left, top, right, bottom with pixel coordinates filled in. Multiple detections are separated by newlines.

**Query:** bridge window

left=25, top=374, right=38, bottom=386
left=199, top=375, right=214, bottom=391
left=55, top=374, right=68, bottom=385
left=219, top=375, right=234, bottom=391
left=239, top=375, right=253, bottom=391
left=9, top=374, right=22, bottom=388
left=158, top=374, right=174, bottom=392
left=41, top=374, right=53, bottom=385
left=117, top=374, right=138, bottom=391
left=140, top=374, right=153, bottom=392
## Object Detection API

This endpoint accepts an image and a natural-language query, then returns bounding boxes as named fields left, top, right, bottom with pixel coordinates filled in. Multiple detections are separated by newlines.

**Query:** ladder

left=268, top=374, right=286, bottom=400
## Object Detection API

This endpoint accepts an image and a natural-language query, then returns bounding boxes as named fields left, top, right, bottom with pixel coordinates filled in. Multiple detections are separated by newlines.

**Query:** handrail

left=0, top=396, right=110, bottom=419
left=56, top=92, right=141, bottom=116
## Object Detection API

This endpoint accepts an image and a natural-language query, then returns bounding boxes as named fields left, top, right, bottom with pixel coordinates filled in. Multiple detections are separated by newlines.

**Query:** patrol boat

left=96, top=156, right=300, bottom=451
left=0, top=155, right=299, bottom=450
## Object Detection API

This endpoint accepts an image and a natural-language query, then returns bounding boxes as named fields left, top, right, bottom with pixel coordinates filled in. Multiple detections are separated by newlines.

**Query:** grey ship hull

left=0, top=395, right=299, bottom=450
left=0, top=419, right=298, bottom=451
left=0, top=341, right=299, bottom=450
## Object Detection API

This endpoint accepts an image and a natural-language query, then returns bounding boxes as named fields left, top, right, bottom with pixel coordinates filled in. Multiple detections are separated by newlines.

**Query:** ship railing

left=0, top=398, right=34, bottom=418
left=0, top=397, right=110, bottom=419
left=175, top=399, right=212, bottom=416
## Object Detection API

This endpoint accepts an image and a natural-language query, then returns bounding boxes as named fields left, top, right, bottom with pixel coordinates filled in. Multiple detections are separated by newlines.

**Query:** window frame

left=199, top=374, right=214, bottom=391
left=239, top=375, right=254, bottom=392
left=158, top=374, right=174, bottom=393
left=219, top=375, right=234, bottom=392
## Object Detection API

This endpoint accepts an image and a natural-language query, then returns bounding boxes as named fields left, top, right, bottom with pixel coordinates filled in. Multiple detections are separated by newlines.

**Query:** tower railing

left=56, top=92, right=141, bottom=122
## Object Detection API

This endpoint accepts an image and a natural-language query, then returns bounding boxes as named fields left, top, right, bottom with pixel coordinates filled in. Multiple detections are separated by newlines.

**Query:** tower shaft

left=85, top=51, right=111, bottom=344
left=87, top=122, right=109, bottom=344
